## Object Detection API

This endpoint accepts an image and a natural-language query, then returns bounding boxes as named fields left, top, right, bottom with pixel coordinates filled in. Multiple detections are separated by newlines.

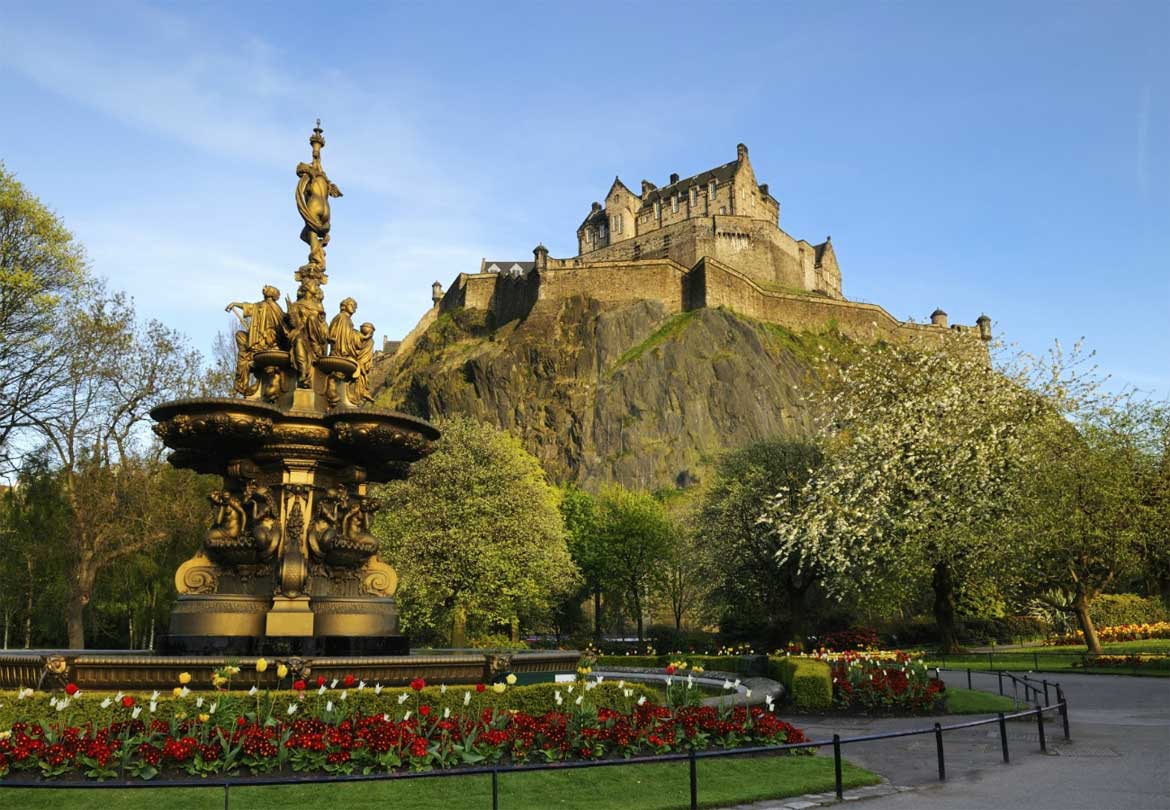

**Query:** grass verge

left=924, top=639, right=1170, bottom=677
left=0, top=754, right=880, bottom=810
left=943, top=687, right=1018, bottom=714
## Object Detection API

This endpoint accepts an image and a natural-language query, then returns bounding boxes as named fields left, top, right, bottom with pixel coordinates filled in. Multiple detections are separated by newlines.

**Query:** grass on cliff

left=1, top=756, right=879, bottom=810
left=614, top=310, right=699, bottom=368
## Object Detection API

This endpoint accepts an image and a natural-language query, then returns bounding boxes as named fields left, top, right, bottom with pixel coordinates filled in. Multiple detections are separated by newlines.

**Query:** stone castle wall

left=423, top=256, right=980, bottom=351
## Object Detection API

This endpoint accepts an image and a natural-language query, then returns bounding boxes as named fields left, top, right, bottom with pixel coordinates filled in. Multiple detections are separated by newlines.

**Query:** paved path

left=744, top=670, right=1169, bottom=810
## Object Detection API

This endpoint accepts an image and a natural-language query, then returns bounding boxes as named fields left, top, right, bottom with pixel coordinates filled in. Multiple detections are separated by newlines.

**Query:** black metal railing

left=927, top=649, right=1170, bottom=675
left=0, top=671, right=1071, bottom=810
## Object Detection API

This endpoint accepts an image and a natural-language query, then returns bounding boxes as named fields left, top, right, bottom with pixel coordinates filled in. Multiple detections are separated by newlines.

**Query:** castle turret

left=976, top=314, right=992, bottom=341
left=533, top=243, right=549, bottom=272
left=737, top=142, right=749, bottom=161
left=431, top=280, right=443, bottom=307
left=930, top=308, right=948, bottom=328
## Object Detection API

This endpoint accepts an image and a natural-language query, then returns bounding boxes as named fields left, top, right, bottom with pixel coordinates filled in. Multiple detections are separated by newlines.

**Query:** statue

left=243, top=481, right=280, bottom=560
left=306, top=486, right=346, bottom=562
left=286, top=279, right=328, bottom=388
left=295, top=120, right=342, bottom=276
left=205, top=490, right=251, bottom=565
left=225, top=286, right=284, bottom=396
left=327, top=298, right=363, bottom=360
left=353, top=322, right=376, bottom=403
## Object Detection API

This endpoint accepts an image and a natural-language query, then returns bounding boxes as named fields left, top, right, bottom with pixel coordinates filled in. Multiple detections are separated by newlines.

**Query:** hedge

left=0, top=681, right=642, bottom=729
left=595, top=654, right=755, bottom=674
left=769, top=657, right=832, bottom=711
left=1089, top=594, right=1170, bottom=628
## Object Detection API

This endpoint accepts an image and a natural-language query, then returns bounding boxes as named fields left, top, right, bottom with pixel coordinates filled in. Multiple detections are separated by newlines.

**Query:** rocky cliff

left=373, top=297, right=843, bottom=491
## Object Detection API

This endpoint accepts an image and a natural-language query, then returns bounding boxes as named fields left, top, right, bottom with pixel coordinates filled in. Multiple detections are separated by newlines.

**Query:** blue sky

left=1, top=1, right=1167, bottom=396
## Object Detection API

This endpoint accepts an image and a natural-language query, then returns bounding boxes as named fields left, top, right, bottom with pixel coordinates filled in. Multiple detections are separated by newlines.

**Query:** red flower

left=665, top=665, right=676, bottom=675
left=410, top=678, right=426, bottom=692
left=236, top=716, right=247, bottom=727
left=475, top=683, right=486, bottom=693
left=343, top=674, right=356, bottom=688
left=64, top=683, right=79, bottom=696
left=419, top=705, right=431, bottom=717
left=293, top=679, right=306, bottom=692
left=121, top=695, right=135, bottom=708
left=316, top=675, right=327, bottom=688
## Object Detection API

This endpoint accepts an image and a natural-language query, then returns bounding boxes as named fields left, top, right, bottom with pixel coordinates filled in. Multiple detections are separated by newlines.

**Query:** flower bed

left=1047, top=621, right=1170, bottom=646
left=1076, top=654, right=1170, bottom=671
left=801, top=651, right=943, bottom=712
left=0, top=675, right=806, bottom=782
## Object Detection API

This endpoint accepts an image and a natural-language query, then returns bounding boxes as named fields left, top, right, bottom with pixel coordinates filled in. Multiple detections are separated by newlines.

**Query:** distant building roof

left=482, top=260, right=535, bottom=276
left=637, top=160, right=741, bottom=211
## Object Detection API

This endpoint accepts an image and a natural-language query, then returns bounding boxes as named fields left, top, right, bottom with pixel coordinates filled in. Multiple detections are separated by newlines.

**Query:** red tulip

left=419, top=704, right=431, bottom=717
left=316, top=675, right=327, bottom=688
left=121, top=695, right=135, bottom=708
left=410, top=678, right=426, bottom=692
left=293, top=679, right=306, bottom=692
left=64, top=683, right=79, bottom=696
left=475, top=683, right=486, bottom=693
left=343, top=674, right=356, bottom=688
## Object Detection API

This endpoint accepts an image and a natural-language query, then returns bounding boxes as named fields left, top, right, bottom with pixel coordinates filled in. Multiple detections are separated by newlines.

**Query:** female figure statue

left=296, top=121, right=342, bottom=272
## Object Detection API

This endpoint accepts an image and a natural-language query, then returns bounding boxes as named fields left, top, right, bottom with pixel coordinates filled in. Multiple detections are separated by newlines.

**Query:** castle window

left=663, top=234, right=672, bottom=250
left=654, top=201, right=661, bottom=220
left=600, top=223, right=607, bottom=239
left=632, top=244, right=641, bottom=259
left=709, top=180, right=717, bottom=200
left=672, top=194, right=678, bottom=213
left=689, top=187, right=697, bottom=206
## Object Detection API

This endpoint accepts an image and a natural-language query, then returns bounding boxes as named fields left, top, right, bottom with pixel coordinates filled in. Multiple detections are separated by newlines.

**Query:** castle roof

left=637, top=160, right=740, bottom=211
left=482, top=260, right=535, bottom=276
left=813, top=239, right=833, bottom=268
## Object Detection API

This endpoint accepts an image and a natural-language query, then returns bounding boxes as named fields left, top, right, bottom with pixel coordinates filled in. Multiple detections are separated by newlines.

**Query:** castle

left=389, top=144, right=990, bottom=356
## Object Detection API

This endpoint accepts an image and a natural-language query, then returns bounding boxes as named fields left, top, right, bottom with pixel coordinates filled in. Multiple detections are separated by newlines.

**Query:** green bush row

left=1089, top=594, right=1170, bottom=628
left=0, top=681, right=640, bottom=729
left=596, top=654, right=753, bottom=673
left=769, top=657, right=832, bottom=711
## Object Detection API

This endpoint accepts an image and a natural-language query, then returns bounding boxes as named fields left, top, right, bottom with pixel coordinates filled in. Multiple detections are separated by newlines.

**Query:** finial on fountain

left=295, top=119, right=342, bottom=284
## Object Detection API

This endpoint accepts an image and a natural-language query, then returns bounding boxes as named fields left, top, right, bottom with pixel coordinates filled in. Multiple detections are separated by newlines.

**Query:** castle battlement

left=392, top=145, right=990, bottom=357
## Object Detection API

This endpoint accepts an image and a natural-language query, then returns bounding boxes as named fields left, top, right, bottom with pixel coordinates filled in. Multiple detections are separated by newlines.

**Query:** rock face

left=374, top=297, right=831, bottom=490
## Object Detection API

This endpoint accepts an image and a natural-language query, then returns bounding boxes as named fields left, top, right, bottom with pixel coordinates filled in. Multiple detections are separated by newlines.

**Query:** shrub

left=1089, top=594, right=1170, bottom=628
left=819, top=627, right=879, bottom=652
left=769, top=657, right=832, bottom=711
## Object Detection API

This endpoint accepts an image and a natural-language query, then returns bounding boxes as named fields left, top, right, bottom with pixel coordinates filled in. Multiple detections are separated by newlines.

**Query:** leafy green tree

left=698, top=440, right=823, bottom=647
left=1009, top=400, right=1163, bottom=653
left=593, top=487, right=674, bottom=641
left=0, top=162, right=87, bottom=468
left=376, top=417, right=580, bottom=645
left=655, top=488, right=714, bottom=632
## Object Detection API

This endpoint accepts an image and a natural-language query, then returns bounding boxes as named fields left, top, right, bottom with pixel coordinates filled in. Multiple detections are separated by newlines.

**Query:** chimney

left=431, top=280, right=443, bottom=306
left=737, top=143, right=749, bottom=161
left=641, top=179, right=656, bottom=196
left=533, top=243, right=549, bottom=271
left=670, top=173, right=679, bottom=184
left=591, top=201, right=602, bottom=212
left=759, top=183, right=769, bottom=197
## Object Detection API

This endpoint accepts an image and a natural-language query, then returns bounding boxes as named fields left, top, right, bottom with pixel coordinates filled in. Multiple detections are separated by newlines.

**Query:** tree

left=655, top=488, right=714, bottom=632
left=698, top=440, right=823, bottom=647
left=375, top=417, right=580, bottom=645
left=593, top=487, right=674, bottom=642
left=1009, top=400, right=1163, bottom=653
left=0, top=162, right=87, bottom=469
left=765, top=338, right=1097, bottom=652
left=562, top=485, right=606, bottom=638
left=28, top=286, right=203, bottom=647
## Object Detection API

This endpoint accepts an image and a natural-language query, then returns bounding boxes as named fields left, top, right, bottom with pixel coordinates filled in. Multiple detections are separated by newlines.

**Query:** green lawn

left=0, top=755, right=879, bottom=810
left=925, top=639, right=1170, bottom=676
left=943, top=687, right=1018, bottom=714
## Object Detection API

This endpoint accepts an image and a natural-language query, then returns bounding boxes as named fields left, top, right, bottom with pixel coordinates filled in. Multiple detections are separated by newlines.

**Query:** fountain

left=0, top=123, right=578, bottom=691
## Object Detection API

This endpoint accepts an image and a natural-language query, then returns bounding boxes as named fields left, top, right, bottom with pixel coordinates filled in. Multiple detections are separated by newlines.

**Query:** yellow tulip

left=178, top=672, right=192, bottom=685
left=276, top=663, right=289, bottom=679
left=505, top=673, right=517, bottom=685
left=198, top=713, right=210, bottom=723
left=491, top=683, right=506, bottom=694
left=172, top=687, right=183, bottom=697
left=255, top=658, right=269, bottom=673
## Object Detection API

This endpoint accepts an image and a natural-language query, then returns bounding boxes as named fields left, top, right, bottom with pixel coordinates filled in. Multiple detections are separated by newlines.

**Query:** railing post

left=224, top=784, right=230, bottom=810
left=998, top=712, right=1009, bottom=763
left=492, top=767, right=499, bottom=810
left=689, top=747, right=698, bottom=810
left=1057, top=685, right=1070, bottom=741
left=934, top=722, right=946, bottom=781
left=1043, top=679, right=1050, bottom=706
left=967, top=668, right=972, bottom=689
left=1035, top=705, right=1047, bottom=753
left=997, top=670, right=1003, bottom=695
left=833, top=734, right=843, bottom=800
